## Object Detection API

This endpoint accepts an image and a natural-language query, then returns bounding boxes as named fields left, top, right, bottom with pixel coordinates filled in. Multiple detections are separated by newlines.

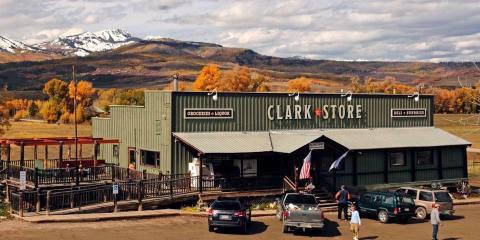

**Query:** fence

left=9, top=175, right=284, bottom=216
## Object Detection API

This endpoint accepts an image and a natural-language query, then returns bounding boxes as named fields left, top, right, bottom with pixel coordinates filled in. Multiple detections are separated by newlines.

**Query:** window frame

left=389, top=151, right=407, bottom=167
left=113, top=144, right=119, bottom=158
left=140, top=149, right=161, bottom=167
left=416, top=149, right=434, bottom=166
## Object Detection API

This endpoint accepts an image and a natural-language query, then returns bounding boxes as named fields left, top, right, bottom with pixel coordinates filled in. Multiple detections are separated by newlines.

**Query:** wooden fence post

left=6, top=144, right=10, bottom=179
left=46, top=190, right=51, bottom=216
left=19, top=191, right=24, bottom=217
left=70, top=186, right=74, bottom=209
left=169, top=179, right=173, bottom=198
left=34, top=168, right=39, bottom=189
left=104, top=182, right=108, bottom=203
left=142, top=169, right=147, bottom=180
left=111, top=165, right=115, bottom=181
left=35, top=188, right=41, bottom=213
left=5, top=184, right=9, bottom=203
left=137, top=181, right=143, bottom=211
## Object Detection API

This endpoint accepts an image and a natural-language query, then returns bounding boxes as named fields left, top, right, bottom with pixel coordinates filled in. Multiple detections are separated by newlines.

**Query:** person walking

left=350, top=204, right=361, bottom=240
left=431, top=203, right=442, bottom=240
left=335, top=185, right=351, bottom=220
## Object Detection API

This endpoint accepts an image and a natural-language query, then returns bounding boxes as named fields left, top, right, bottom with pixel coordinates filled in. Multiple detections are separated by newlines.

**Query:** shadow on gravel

left=442, top=215, right=465, bottom=221
left=213, top=221, right=268, bottom=235
left=443, top=238, right=461, bottom=240
left=290, top=219, right=342, bottom=237
left=359, top=236, right=378, bottom=240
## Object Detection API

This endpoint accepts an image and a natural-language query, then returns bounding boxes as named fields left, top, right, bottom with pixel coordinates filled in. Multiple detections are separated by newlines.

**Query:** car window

left=434, top=192, right=452, bottom=202
left=398, top=196, right=415, bottom=204
left=419, top=191, right=433, bottom=201
left=384, top=196, right=394, bottom=205
left=374, top=195, right=383, bottom=203
left=284, top=194, right=317, bottom=205
left=361, top=194, right=372, bottom=203
left=211, top=201, right=241, bottom=210
left=406, top=189, right=417, bottom=199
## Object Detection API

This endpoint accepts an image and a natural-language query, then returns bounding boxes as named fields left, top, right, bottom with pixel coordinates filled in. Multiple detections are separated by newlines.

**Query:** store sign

left=19, top=171, right=26, bottom=190
left=267, top=104, right=363, bottom=120
left=391, top=108, right=427, bottom=118
left=184, top=108, right=234, bottom=119
left=309, top=142, right=325, bottom=150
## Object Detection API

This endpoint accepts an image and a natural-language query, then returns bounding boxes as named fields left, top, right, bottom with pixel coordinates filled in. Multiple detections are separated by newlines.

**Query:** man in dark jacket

left=335, top=185, right=351, bottom=220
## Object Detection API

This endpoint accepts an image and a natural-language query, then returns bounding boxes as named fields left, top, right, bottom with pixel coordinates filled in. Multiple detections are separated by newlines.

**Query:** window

left=140, top=150, right=160, bottom=167
left=417, top=150, right=433, bottom=165
left=361, top=194, right=373, bottom=203
left=419, top=191, right=433, bottom=201
left=113, top=145, right=119, bottom=157
left=384, top=196, right=394, bottom=205
left=406, top=189, right=418, bottom=199
left=434, top=192, right=452, bottom=202
left=389, top=152, right=406, bottom=166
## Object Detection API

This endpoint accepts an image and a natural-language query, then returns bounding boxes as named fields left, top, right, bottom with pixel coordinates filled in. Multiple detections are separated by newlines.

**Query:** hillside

left=1, top=38, right=480, bottom=93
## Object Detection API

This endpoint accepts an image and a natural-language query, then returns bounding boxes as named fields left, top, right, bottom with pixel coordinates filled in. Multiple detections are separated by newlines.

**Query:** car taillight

left=283, top=210, right=289, bottom=219
left=234, top=211, right=245, bottom=217
left=394, top=208, right=398, bottom=214
left=208, top=209, right=213, bottom=216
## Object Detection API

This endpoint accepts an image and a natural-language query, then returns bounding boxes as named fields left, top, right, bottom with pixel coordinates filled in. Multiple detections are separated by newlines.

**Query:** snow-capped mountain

left=37, top=29, right=140, bottom=57
left=0, top=36, right=35, bottom=53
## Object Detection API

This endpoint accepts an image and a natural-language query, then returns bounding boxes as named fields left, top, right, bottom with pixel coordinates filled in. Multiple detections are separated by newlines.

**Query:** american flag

left=299, top=151, right=312, bottom=179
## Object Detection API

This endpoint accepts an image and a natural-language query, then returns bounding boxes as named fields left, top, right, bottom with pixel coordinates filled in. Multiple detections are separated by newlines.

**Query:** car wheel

left=378, top=210, right=389, bottom=223
left=208, top=225, right=214, bottom=232
left=282, top=224, right=289, bottom=233
left=415, top=207, right=427, bottom=220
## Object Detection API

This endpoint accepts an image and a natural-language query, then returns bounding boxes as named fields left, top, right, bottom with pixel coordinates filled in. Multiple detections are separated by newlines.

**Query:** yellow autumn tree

left=287, top=77, right=311, bottom=92
left=192, top=64, right=222, bottom=91
left=219, top=67, right=270, bottom=92
left=0, top=86, right=10, bottom=135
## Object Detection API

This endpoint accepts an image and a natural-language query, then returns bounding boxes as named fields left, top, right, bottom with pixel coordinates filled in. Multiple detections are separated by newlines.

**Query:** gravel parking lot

left=0, top=204, right=477, bottom=240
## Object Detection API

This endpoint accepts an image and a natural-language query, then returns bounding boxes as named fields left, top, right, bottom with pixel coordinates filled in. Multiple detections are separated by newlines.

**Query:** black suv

left=208, top=198, right=251, bottom=233
left=357, top=191, right=416, bottom=223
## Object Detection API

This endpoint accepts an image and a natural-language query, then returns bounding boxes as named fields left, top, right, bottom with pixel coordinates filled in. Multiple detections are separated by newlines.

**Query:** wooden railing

left=283, top=176, right=296, bottom=193
left=9, top=175, right=285, bottom=215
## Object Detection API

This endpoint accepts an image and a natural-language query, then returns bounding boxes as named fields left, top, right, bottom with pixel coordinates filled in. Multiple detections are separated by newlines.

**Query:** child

left=350, top=204, right=361, bottom=240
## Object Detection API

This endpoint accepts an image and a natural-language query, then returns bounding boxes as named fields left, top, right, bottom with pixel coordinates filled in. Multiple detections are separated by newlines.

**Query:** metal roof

left=173, top=127, right=470, bottom=154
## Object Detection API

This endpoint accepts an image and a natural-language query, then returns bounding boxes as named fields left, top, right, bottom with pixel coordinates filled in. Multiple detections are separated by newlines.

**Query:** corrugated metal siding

left=442, top=146, right=465, bottom=179
left=173, top=92, right=433, bottom=132
left=92, top=91, right=173, bottom=174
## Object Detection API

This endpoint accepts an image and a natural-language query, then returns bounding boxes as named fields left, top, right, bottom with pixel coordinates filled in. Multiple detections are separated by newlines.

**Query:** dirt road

left=0, top=204, right=477, bottom=240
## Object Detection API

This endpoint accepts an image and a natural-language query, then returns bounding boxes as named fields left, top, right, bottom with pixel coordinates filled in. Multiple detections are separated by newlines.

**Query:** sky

left=1, top=0, right=480, bottom=62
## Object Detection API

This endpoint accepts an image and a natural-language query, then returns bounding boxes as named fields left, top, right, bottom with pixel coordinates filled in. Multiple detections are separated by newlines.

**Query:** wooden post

left=35, top=188, right=41, bottom=213
left=198, top=157, right=203, bottom=194
left=169, top=178, right=174, bottom=197
left=44, top=145, right=48, bottom=166
left=111, top=164, right=116, bottom=181
left=93, top=140, right=98, bottom=167
left=20, top=141, right=25, bottom=170
left=113, top=191, right=118, bottom=213
left=34, top=145, right=38, bottom=161
left=6, top=144, right=10, bottom=179
left=59, top=141, right=64, bottom=164
left=79, top=144, right=83, bottom=158
left=142, top=169, right=147, bottom=180
left=70, top=186, right=74, bottom=209
left=5, top=184, right=9, bottom=203
left=104, top=182, right=108, bottom=203
left=46, top=190, right=51, bottom=216
left=19, top=191, right=24, bottom=217
left=137, top=181, right=143, bottom=211
left=462, top=146, right=468, bottom=178
left=34, top=167, right=39, bottom=189
left=293, top=157, right=298, bottom=192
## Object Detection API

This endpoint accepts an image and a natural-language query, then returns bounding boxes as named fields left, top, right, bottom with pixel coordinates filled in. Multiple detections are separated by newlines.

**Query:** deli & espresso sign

left=391, top=108, right=427, bottom=118
left=184, top=108, right=233, bottom=119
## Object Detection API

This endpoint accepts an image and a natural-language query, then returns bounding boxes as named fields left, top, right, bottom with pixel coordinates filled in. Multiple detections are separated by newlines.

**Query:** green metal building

left=92, top=91, right=470, bottom=190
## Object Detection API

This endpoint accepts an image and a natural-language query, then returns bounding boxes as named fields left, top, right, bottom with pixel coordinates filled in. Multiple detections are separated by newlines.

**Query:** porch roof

left=173, top=127, right=470, bottom=155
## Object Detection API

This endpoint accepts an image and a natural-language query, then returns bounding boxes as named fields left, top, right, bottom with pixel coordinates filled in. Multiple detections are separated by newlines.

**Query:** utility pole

left=73, top=65, right=79, bottom=187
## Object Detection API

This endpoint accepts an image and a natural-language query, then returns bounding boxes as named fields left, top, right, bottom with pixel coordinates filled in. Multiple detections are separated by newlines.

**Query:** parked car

left=396, top=187, right=454, bottom=220
left=207, top=198, right=251, bottom=233
left=357, top=191, right=415, bottom=223
left=276, top=193, right=325, bottom=233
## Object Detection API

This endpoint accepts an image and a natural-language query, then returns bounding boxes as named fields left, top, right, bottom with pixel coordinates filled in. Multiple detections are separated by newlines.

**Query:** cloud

left=1, top=0, right=480, bottom=61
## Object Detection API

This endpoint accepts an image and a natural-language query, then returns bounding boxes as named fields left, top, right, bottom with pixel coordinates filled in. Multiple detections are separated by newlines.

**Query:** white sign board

left=112, top=184, right=119, bottom=195
left=309, top=142, right=325, bottom=150
left=19, top=171, right=26, bottom=190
